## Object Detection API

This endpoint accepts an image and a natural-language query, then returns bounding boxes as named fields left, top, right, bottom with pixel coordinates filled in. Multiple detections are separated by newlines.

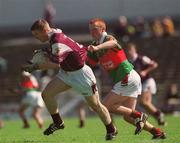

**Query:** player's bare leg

left=85, top=93, right=118, bottom=140
left=19, top=104, right=30, bottom=128
left=77, top=102, right=86, bottom=128
left=123, top=99, right=166, bottom=139
left=32, top=106, right=44, bottom=129
left=140, top=91, right=166, bottom=125
left=123, top=115, right=166, bottom=139
left=42, top=77, right=70, bottom=135
left=103, top=92, right=148, bottom=134
left=104, top=91, right=166, bottom=139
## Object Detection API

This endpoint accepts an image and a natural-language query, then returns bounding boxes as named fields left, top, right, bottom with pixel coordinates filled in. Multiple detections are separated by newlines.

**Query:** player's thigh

left=103, top=91, right=128, bottom=109
left=141, top=91, right=152, bottom=103
left=84, top=92, right=109, bottom=112
left=19, top=104, right=29, bottom=112
left=42, top=76, right=71, bottom=96
left=84, top=93, right=100, bottom=108
left=32, top=106, right=42, bottom=116
left=122, top=97, right=137, bottom=110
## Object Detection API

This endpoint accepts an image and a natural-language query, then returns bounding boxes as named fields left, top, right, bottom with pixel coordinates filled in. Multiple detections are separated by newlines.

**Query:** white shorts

left=22, top=90, right=44, bottom=107
left=56, top=65, right=97, bottom=96
left=111, top=69, right=142, bottom=98
left=142, top=78, right=157, bottom=94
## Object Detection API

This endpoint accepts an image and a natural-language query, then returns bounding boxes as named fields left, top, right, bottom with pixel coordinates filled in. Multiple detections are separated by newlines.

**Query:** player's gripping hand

left=33, top=49, right=42, bottom=55
left=88, top=45, right=99, bottom=52
left=21, top=64, right=39, bottom=73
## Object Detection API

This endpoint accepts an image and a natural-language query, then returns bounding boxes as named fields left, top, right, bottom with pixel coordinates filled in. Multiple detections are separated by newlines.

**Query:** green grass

left=0, top=115, right=179, bottom=143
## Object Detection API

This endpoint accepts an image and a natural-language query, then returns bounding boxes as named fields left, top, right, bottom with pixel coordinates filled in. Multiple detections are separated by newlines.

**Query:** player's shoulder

left=50, top=33, right=62, bottom=44
left=142, top=55, right=152, bottom=64
left=50, top=29, right=64, bottom=44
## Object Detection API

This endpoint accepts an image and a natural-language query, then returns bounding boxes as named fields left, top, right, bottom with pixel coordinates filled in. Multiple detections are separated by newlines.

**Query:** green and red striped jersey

left=87, top=34, right=133, bottom=83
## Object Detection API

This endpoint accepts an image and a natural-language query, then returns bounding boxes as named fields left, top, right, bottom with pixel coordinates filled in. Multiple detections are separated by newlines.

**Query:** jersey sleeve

left=142, top=56, right=153, bottom=65
left=105, top=35, right=122, bottom=50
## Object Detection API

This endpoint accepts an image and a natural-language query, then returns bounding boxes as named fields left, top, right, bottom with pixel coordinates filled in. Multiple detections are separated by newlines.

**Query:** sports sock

left=79, top=120, right=85, bottom=128
left=153, top=110, right=161, bottom=118
left=51, top=113, right=63, bottom=125
left=150, top=127, right=162, bottom=135
left=130, top=110, right=142, bottom=119
left=23, top=119, right=29, bottom=126
left=106, top=122, right=115, bottom=133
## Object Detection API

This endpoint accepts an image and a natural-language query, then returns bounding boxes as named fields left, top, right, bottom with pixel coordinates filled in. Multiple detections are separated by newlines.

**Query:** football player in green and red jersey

left=87, top=18, right=166, bottom=139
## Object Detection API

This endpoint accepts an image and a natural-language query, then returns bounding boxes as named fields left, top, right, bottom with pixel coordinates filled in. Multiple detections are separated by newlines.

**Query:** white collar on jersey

left=48, top=28, right=62, bottom=40
left=99, top=32, right=107, bottom=44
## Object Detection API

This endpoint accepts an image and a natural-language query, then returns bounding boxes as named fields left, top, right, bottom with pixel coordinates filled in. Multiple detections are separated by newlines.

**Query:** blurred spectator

left=114, top=16, right=135, bottom=42
left=0, top=56, right=8, bottom=73
left=44, top=0, right=56, bottom=27
left=164, top=83, right=180, bottom=113
left=134, top=16, right=152, bottom=38
left=162, top=16, right=176, bottom=37
left=151, top=18, right=164, bottom=38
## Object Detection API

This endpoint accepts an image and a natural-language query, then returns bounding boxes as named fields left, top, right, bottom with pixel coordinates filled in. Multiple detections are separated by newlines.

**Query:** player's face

left=127, top=47, right=136, bottom=58
left=32, top=30, right=49, bottom=42
left=89, top=24, right=104, bottom=40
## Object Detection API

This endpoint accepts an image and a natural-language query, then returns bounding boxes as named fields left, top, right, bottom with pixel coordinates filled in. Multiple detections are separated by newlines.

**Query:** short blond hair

left=31, top=19, right=50, bottom=31
left=89, top=18, right=106, bottom=31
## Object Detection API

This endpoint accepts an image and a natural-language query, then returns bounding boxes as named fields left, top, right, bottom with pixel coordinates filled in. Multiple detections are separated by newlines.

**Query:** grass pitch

left=0, top=115, right=179, bottom=143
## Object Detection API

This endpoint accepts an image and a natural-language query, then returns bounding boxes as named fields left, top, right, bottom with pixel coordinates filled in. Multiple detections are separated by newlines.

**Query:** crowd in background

left=114, top=16, right=177, bottom=43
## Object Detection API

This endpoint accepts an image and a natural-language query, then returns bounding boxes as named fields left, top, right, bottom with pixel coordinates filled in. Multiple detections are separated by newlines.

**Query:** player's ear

left=42, top=28, right=47, bottom=33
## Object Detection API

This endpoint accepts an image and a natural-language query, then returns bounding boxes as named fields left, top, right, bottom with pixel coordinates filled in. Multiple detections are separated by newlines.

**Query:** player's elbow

left=153, top=62, right=158, bottom=68
left=112, top=40, right=118, bottom=47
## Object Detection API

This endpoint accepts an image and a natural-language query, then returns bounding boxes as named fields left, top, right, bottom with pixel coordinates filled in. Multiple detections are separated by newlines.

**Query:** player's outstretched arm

left=38, top=62, right=60, bottom=70
left=88, top=40, right=118, bottom=52
left=22, top=62, right=60, bottom=73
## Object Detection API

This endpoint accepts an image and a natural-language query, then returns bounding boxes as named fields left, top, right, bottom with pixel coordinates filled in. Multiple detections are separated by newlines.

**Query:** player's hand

left=33, top=49, right=42, bottom=55
left=21, top=64, right=39, bottom=73
left=88, top=45, right=99, bottom=52
left=140, top=71, right=147, bottom=77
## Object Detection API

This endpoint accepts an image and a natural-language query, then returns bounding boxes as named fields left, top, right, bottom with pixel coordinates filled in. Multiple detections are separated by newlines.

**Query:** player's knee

left=90, top=102, right=102, bottom=112
left=90, top=104, right=98, bottom=112
left=42, top=90, right=46, bottom=97
left=102, top=100, right=111, bottom=110
left=41, top=90, right=49, bottom=101
left=32, top=112, right=38, bottom=118
left=140, top=99, right=149, bottom=107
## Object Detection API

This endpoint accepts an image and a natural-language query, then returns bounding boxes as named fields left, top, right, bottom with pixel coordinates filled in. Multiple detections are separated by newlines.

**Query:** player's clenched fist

left=88, top=45, right=99, bottom=52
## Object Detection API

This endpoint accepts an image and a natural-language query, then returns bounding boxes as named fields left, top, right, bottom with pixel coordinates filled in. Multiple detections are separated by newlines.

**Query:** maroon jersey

left=130, top=54, right=153, bottom=82
left=45, top=29, right=87, bottom=71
